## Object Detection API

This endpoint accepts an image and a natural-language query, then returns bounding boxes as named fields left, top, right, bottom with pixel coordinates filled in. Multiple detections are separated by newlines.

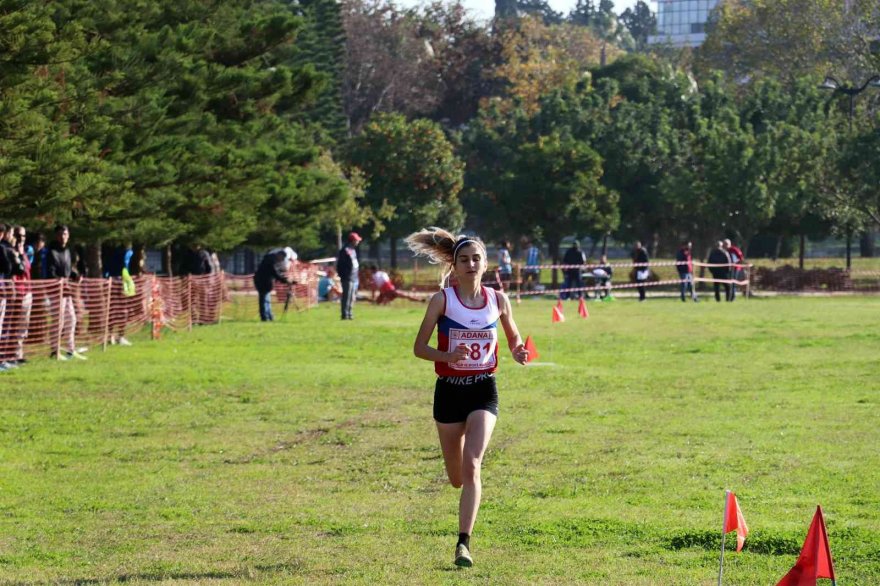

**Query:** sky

left=398, top=0, right=644, bottom=22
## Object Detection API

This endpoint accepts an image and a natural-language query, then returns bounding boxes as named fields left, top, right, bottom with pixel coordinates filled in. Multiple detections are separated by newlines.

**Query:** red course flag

left=776, top=506, right=836, bottom=586
left=552, top=304, right=565, bottom=323
left=578, top=298, right=589, bottom=318
left=523, top=336, right=539, bottom=363
left=723, top=491, right=749, bottom=552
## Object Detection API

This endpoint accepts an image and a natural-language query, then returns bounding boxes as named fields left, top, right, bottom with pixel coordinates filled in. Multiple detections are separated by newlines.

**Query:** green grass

left=1, top=296, right=879, bottom=584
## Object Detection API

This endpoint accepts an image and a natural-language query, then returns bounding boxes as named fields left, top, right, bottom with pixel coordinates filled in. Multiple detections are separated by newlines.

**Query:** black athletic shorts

left=433, top=373, right=499, bottom=424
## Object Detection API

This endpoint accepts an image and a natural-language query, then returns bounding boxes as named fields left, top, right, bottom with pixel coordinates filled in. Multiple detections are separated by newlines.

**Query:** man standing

left=44, top=225, right=85, bottom=360
left=561, top=241, right=585, bottom=300
left=632, top=241, right=649, bottom=302
left=676, top=241, right=698, bottom=302
left=723, top=239, right=745, bottom=301
left=336, top=232, right=362, bottom=320
left=253, top=247, right=296, bottom=322
left=522, top=239, right=542, bottom=291
left=708, top=241, right=732, bottom=302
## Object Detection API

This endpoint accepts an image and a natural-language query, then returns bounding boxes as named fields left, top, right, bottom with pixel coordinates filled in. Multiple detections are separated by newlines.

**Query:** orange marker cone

left=578, top=298, right=589, bottom=318
left=552, top=304, right=565, bottom=323
left=524, top=335, right=539, bottom=363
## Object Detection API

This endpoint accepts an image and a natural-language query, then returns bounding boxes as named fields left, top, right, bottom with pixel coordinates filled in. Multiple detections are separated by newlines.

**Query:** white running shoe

left=454, top=544, right=473, bottom=567
left=117, top=337, right=132, bottom=346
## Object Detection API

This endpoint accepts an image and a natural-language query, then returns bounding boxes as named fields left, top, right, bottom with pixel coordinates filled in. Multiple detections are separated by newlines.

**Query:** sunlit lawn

left=1, top=295, right=878, bottom=584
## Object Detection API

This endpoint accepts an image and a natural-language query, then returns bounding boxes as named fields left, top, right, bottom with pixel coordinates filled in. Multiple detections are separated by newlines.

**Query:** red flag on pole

left=552, top=304, right=565, bottom=323
left=523, top=335, right=539, bottom=362
left=578, top=298, right=589, bottom=318
left=776, top=506, right=836, bottom=586
left=723, top=491, right=749, bottom=552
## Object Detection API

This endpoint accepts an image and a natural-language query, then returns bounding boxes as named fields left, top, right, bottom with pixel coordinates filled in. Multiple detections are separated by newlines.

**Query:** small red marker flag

left=552, top=304, right=565, bottom=323
left=578, top=298, right=589, bottom=318
left=776, top=506, right=836, bottom=586
left=723, top=491, right=749, bottom=552
left=523, top=336, right=539, bottom=362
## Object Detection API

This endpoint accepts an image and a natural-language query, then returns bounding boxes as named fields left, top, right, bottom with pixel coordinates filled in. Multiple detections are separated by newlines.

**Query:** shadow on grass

left=664, top=530, right=801, bottom=555
left=14, top=561, right=303, bottom=585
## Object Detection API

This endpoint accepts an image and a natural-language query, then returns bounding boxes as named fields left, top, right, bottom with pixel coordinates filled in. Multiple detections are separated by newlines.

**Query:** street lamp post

left=818, top=75, right=880, bottom=269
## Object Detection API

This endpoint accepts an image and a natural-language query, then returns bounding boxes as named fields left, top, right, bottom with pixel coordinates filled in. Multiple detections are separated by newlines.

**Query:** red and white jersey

left=435, top=286, right=500, bottom=376
left=372, top=270, right=394, bottom=292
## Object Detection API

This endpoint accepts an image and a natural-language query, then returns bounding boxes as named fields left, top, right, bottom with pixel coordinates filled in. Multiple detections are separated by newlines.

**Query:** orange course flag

left=723, top=491, right=749, bottom=552
left=523, top=336, right=539, bottom=363
left=776, top=506, right=836, bottom=586
left=552, top=304, right=565, bottom=323
left=578, top=298, right=589, bottom=318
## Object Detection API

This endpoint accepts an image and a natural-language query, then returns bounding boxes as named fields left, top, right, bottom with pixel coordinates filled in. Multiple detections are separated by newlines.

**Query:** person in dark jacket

left=336, top=232, right=362, bottom=320
left=253, top=247, right=296, bottom=322
left=707, top=241, right=732, bottom=302
left=560, top=241, right=585, bottom=300
left=44, top=225, right=85, bottom=359
left=676, top=241, right=698, bottom=303
left=632, top=241, right=649, bottom=301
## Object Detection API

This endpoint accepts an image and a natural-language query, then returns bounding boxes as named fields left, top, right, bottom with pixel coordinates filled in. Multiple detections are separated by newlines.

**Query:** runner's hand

left=448, top=344, right=469, bottom=363
left=512, top=343, right=528, bottom=365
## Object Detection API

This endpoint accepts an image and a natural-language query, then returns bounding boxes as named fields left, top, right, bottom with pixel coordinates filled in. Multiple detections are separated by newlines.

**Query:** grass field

left=1, top=295, right=879, bottom=584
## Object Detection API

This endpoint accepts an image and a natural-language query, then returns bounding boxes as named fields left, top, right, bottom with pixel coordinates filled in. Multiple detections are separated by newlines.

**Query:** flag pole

left=718, top=490, right=730, bottom=586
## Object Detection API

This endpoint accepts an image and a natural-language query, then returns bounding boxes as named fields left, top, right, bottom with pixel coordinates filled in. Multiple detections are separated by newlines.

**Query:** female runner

left=405, top=227, right=529, bottom=567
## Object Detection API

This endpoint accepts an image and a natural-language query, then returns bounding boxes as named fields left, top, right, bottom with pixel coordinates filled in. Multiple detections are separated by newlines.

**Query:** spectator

left=0, top=223, right=26, bottom=370
left=253, top=247, right=296, bottom=322
left=317, top=266, right=342, bottom=302
left=188, top=244, right=214, bottom=275
left=632, top=241, right=649, bottom=302
left=676, top=241, right=698, bottom=303
left=561, top=241, right=585, bottom=300
left=44, top=225, right=86, bottom=360
left=591, top=254, right=613, bottom=300
left=522, top=239, right=542, bottom=291
left=10, top=226, right=32, bottom=365
left=723, top=238, right=745, bottom=301
left=497, top=240, right=513, bottom=290
left=336, top=232, right=362, bottom=320
left=366, top=264, right=422, bottom=304
left=708, top=241, right=732, bottom=302
left=31, top=233, right=48, bottom=279
left=105, top=243, right=135, bottom=346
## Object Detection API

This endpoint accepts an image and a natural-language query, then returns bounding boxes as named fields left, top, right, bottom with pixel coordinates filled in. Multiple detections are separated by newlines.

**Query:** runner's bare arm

left=414, top=292, right=468, bottom=363
left=497, top=291, right=528, bottom=364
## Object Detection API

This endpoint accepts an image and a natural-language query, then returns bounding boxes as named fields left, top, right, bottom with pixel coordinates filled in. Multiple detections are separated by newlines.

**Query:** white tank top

left=435, top=286, right=500, bottom=376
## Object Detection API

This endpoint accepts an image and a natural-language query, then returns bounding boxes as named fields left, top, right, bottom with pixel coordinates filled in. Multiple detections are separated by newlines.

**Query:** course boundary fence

left=0, top=262, right=319, bottom=364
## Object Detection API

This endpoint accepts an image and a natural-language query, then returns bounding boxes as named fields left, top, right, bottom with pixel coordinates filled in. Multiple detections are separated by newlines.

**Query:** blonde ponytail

left=405, top=227, right=486, bottom=286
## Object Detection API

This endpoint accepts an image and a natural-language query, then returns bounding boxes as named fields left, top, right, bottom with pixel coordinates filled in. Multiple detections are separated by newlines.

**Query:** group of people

left=559, top=241, right=614, bottom=300
left=676, top=239, right=746, bottom=302
left=0, top=223, right=122, bottom=372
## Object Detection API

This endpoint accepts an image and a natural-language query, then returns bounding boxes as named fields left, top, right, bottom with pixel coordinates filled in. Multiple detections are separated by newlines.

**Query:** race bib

left=448, top=328, right=497, bottom=371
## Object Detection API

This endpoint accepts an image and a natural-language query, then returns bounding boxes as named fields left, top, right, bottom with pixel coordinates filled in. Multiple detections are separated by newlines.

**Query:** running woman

left=405, top=227, right=529, bottom=568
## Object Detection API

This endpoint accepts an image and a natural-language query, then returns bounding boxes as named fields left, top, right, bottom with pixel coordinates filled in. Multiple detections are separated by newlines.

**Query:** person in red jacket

left=723, top=239, right=746, bottom=301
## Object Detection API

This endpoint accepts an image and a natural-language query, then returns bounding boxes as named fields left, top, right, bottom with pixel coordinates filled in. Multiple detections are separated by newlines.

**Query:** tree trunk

left=859, top=231, right=875, bottom=257
left=369, top=240, right=381, bottom=266
left=390, top=236, right=398, bottom=269
left=85, top=242, right=103, bottom=278
left=587, top=237, right=597, bottom=260
left=798, top=233, right=805, bottom=270
left=601, top=233, right=609, bottom=256
left=651, top=231, right=660, bottom=258
left=773, top=235, right=783, bottom=261
left=163, top=244, right=173, bottom=277
left=548, top=239, right=560, bottom=287
left=846, top=229, right=852, bottom=270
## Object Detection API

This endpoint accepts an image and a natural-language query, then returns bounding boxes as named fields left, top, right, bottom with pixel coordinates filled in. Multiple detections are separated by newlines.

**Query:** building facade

left=647, top=0, right=720, bottom=48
